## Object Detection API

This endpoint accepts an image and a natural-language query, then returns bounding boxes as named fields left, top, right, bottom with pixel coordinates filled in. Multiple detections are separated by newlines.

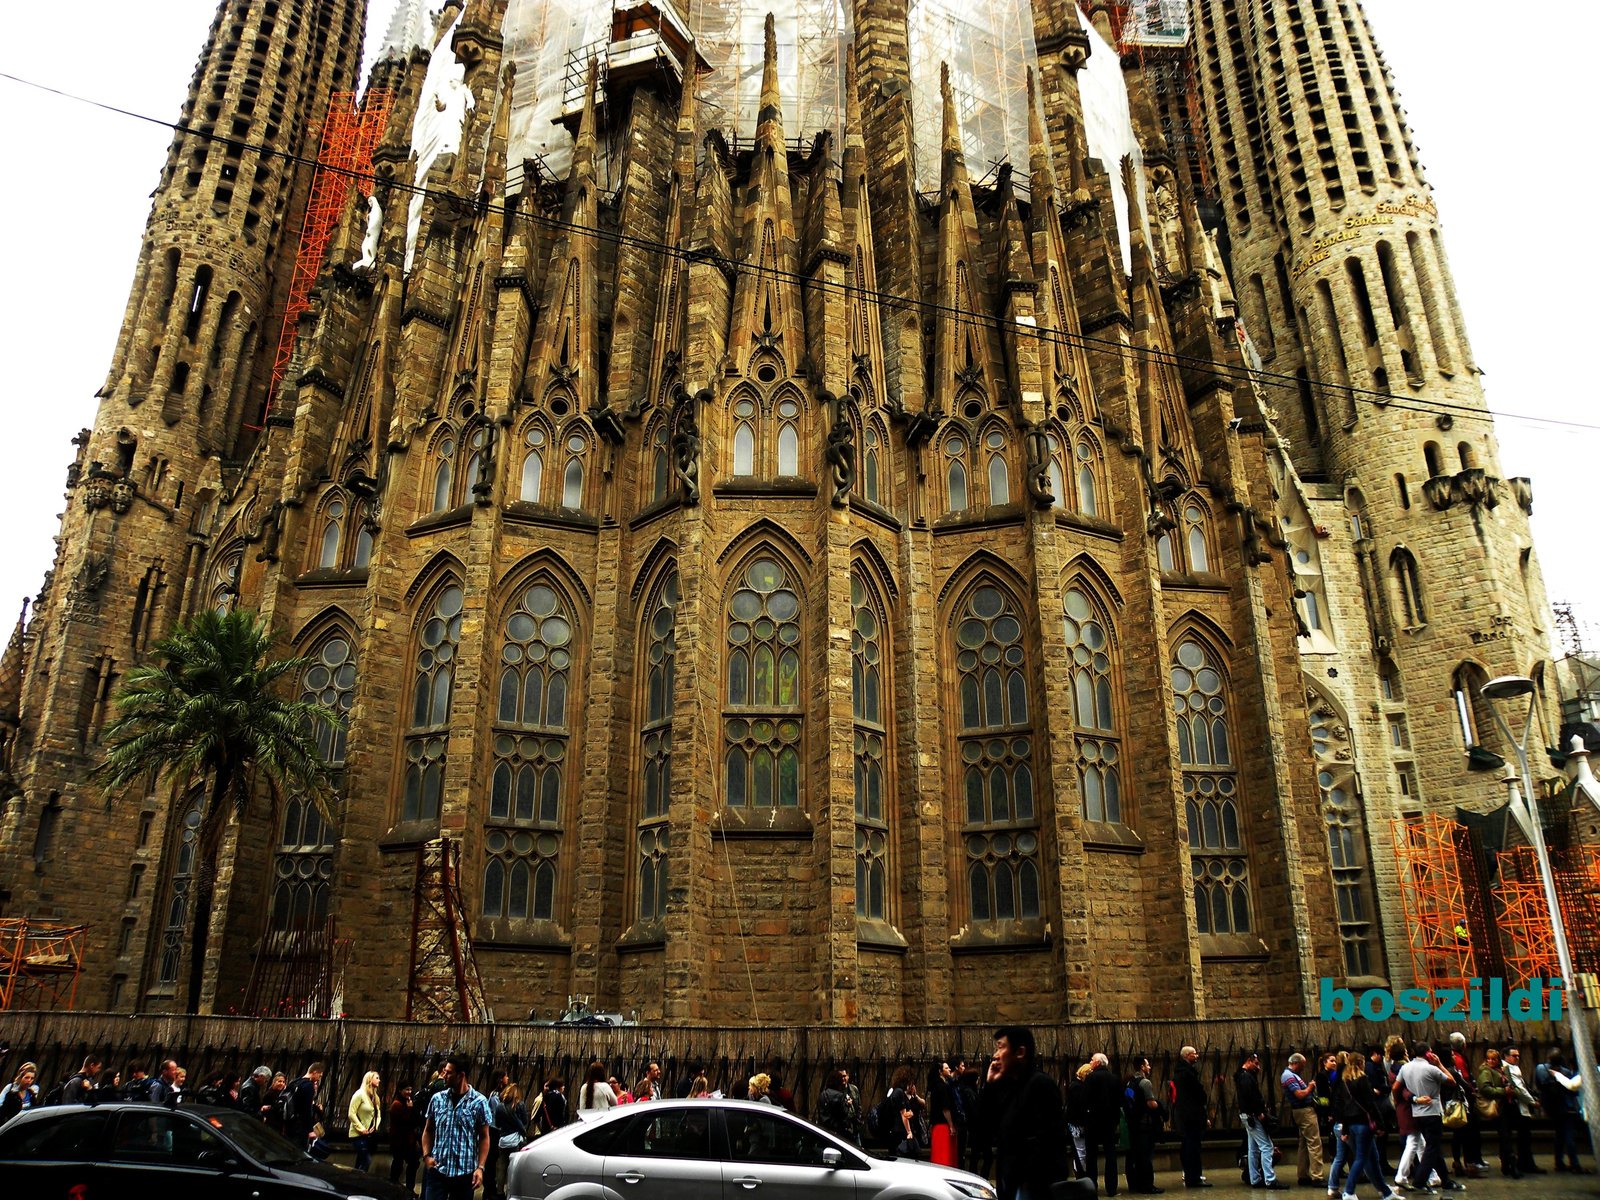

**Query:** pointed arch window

left=776, top=398, right=801, bottom=475
left=463, top=426, right=487, bottom=497
left=561, top=432, right=587, bottom=508
left=733, top=398, right=757, bottom=476
left=1175, top=638, right=1252, bottom=935
left=1075, top=439, right=1100, bottom=517
left=157, top=793, right=203, bottom=984
left=852, top=572, right=891, bottom=924
left=520, top=426, right=546, bottom=502
left=954, top=584, right=1042, bottom=926
left=945, top=436, right=968, bottom=512
left=431, top=437, right=455, bottom=512
left=318, top=498, right=344, bottom=569
left=650, top=424, right=671, bottom=502
left=1311, top=700, right=1380, bottom=977
left=1064, top=586, right=1125, bottom=824
left=724, top=557, right=803, bottom=809
left=637, top=571, right=678, bottom=924
left=401, top=584, right=463, bottom=823
left=211, top=548, right=242, bottom=614
left=1184, top=505, right=1211, bottom=572
left=1046, top=433, right=1066, bottom=510
left=353, top=516, right=373, bottom=568
left=863, top=426, right=882, bottom=505
left=484, top=583, right=577, bottom=925
left=1392, top=548, right=1426, bottom=626
left=985, top=429, right=1010, bottom=505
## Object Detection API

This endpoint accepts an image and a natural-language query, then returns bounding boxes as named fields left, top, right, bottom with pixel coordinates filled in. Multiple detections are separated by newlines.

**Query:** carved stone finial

left=823, top=391, right=855, bottom=508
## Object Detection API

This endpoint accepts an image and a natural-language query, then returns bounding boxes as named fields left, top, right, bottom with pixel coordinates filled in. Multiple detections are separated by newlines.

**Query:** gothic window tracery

left=862, top=422, right=885, bottom=506
left=311, top=492, right=371, bottom=572
left=1064, top=585, right=1126, bottom=825
left=1159, top=495, right=1215, bottom=574
left=953, top=582, right=1042, bottom=926
left=649, top=422, right=671, bottom=503
left=943, top=433, right=969, bottom=513
left=636, top=570, right=678, bottom=924
left=1310, top=695, right=1379, bottom=977
left=1175, top=637, right=1252, bottom=935
left=484, top=581, right=577, bottom=925
left=1075, top=436, right=1101, bottom=518
left=560, top=427, right=589, bottom=509
left=519, top=425, right=546, bottom=503
left=984, top=427, right=1011, bottom=506
left=157, top=793, right=203, bottom=984
left=210, top=546, right=243, bottom=614
left=852, top=571, right=891, bottom=923
left=401, top=583, right=463, bottom=823
left=723, top=555, right=803, bottom=809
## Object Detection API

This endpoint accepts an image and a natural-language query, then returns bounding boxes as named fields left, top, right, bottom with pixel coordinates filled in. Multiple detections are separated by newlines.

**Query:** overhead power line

left=5, top=67, right=1598, bottom=435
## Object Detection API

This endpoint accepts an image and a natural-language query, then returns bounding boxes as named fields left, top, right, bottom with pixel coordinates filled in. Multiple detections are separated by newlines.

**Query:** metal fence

left=0, top=1011, right=1574, bottom=1137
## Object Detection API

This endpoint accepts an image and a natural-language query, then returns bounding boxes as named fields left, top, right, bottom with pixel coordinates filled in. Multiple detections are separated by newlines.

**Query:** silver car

left=506, top=1098, right=997, bottom=1200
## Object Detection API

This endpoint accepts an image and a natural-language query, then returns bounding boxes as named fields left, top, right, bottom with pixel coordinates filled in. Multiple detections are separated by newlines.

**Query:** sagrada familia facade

left=0, top=0, right=1557, bottom=1024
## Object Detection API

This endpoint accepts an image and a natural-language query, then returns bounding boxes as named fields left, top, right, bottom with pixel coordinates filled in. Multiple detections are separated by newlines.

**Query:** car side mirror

left=821, top=1147, right=842, bottom=1167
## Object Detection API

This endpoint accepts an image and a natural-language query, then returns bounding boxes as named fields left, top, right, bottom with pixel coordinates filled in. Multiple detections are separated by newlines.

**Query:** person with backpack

left=817, top=1070, right=860, bottom=1146
left=0, top=1062, right=40, bottom=1124
left=1536, top=1048, right=1588, bottom=1174
left=536, top=1078, right=568, bottom=1132
left=871, top=1067, right=916, bottom=1154
left=388, top=1082, right=424, bottom=1192
left=1084, top=1052, right=1124, bottom=1196
left=122, top=1065, right=154, bottom=1102
left=1172, top=1046, right=1210, bottom=1189
left=283, top=1062, right=325, bottom=1154
left=58, top=1055, right=103, bottom=1106
left=488, top=1080, right=528, bottom=1200
left=1123, top=1054, right=1165, bottom=1195
left=349, top=1071, right=382, bottom=1173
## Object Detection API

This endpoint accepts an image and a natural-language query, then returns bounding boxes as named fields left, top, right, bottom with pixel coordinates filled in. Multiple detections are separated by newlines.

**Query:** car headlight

left=945, top=1180, right=997, bottom=1200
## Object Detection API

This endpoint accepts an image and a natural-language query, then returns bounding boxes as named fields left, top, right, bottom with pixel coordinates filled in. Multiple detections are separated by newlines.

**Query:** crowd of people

left=0, top=1030, right=1590, bottom=1199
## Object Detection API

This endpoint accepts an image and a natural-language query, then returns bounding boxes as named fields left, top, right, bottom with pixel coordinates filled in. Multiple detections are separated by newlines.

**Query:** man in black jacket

left=1236, top=1052, right=1288, bottom=1190
left=1173, top=1046, right=1211, bottom=1188
left=1084, top=1052, right=1125, bottom=1197
left=977, top=1025, right=1069, bottom=1200
left=60, top=1055, right=103, bottom=1105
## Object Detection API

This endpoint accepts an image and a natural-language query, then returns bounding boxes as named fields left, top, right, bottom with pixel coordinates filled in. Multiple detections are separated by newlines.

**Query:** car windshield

left=198, top=1110, right=310, bottom=1168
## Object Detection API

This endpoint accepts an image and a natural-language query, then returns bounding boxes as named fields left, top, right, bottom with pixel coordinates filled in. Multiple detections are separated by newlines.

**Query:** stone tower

left=1190, top=0, right=1557, bottom=826
left=3, top=0, right=367, bottom=1009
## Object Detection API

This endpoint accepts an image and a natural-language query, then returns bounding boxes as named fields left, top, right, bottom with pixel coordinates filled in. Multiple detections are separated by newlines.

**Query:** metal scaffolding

left=406, top=837, right=491, bottom=1023
left=242, top=917, right=351, bottom=1019
left=0, top=919, right=87, bottom=1012
left=265, top=88, right=393, bottom=412
left=1103, top=0, right=1216, bottom=198
left=1391, top=814, right=1477, bottom=992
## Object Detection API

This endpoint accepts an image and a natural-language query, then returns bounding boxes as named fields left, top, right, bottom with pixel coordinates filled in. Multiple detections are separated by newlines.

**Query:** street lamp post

left=1480, top=675, right=1600, bottom=1163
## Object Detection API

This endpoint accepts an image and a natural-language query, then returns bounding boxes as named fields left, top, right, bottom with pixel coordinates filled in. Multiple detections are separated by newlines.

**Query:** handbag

left=498, top=1131, right=526, bottom=1151
left=1442, top=1098, right=1468, bottom=1129
left=1474, top=1097, right=1499, bottom=1121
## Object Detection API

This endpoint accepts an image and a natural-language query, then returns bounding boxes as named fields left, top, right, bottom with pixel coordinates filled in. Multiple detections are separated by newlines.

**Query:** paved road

left=1140, top=1167, right=1600, bottom=1198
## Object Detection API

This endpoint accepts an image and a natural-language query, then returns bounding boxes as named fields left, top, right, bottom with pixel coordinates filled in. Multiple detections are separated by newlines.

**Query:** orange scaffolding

left=1496, top=847, right=1559, bottom=992
left=0, top=919, right=88, bottom=1011
left=264, top=88, right=394, bottom=416
left=1391, top=814, right=1476, bottom=992
left=1101, top=2, right=1217, bottom=200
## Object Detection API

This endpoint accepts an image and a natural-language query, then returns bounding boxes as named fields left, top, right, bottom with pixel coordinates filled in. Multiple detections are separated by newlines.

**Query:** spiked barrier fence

left=0, top=1011, right=1570, bottom=1138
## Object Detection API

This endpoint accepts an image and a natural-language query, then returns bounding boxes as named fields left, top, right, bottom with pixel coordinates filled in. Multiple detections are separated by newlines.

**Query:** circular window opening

left=757, top=365, right=778, bottom=384
left=550, top=398, right=569, bottom=416
left=963, top=400, right=982, bottom=419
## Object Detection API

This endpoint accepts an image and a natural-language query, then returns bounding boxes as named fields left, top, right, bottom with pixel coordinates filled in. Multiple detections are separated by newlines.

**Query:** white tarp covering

left=405, top=12, right=474, bottom=271
left=375, top=0, right=433, bottom=63
left=1076, top=5, right=1146, bottom=271
left=502, top=0, right=614, bottom=179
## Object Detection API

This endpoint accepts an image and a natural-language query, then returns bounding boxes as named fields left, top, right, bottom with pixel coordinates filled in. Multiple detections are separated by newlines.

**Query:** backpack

left=1123, top=1082, right=1139, bottom=1116
left=274, top=1085, right=300, bottom=1129
left=42, top=1076, right=76, bottom=1107
left=126, top=1077, right=158, bottom=1102
left=526, top=1093, right=545, bottom=1139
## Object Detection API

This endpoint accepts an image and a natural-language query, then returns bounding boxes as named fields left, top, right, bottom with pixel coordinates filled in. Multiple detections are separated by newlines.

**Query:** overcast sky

left=0, top=1, right=1594, bottom=645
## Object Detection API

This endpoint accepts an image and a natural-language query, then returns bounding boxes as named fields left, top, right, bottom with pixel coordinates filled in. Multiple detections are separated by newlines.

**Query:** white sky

left=0, top=1, right=1594, bottom=643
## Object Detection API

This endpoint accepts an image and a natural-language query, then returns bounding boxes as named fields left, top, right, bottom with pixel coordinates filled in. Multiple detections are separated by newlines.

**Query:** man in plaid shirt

left=422, top=1053, right=493, bottom=1200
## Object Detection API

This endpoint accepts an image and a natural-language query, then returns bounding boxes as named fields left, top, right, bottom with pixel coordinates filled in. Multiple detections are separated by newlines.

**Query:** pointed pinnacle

left=1026, top=67, right=1056, bottom=202
left=574, top=57, right=599, bottom=177
left=758, top=12, right=783, bottom=138
left=843, top=41, right=864, bottom=154
left=941, top=62, right=961, bottom=154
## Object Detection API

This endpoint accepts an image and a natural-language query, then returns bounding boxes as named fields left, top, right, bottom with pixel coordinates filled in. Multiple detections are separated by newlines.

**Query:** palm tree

left=95, top=608, right=339, bottom=1013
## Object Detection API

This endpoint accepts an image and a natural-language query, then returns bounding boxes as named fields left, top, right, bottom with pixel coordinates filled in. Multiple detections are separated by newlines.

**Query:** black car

left=0, top=1101, right=409, bottom=1198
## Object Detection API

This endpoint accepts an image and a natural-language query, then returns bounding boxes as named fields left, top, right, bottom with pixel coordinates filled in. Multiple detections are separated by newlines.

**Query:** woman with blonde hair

left=0, top=1062, right=39, bottom=1125
left=689, top=1075, right=711, bottom=1098
left=348, top=1070, right=382, bottom=1173
left=747, top=1072, right=773, bottom=1104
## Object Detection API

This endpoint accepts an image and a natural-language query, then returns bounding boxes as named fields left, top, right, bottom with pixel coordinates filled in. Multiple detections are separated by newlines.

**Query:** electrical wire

left=5, top=67, right=1597, bottom=435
